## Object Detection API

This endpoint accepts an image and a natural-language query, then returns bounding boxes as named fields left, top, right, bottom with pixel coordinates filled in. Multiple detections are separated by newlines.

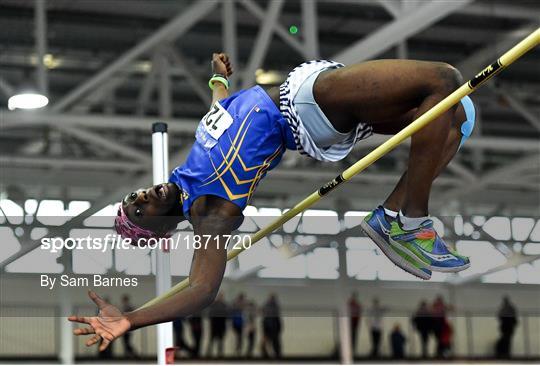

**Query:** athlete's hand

left=212, top=52, right=233, bottom=77
left=68, top=290, right=131, bottom=351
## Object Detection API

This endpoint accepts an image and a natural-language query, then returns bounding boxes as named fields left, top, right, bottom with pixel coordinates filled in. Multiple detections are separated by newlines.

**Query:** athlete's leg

left=315, top=59, right=462, bottom=217
left=361, top=106, right=471, bottom=275
left=315, top=60, right=468, bottom=277
left=373, top=104, right=466, bottom=213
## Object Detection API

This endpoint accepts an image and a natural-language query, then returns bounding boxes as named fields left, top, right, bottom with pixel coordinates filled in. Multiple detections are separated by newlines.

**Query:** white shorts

left=279, top=60, right=373, bottom=162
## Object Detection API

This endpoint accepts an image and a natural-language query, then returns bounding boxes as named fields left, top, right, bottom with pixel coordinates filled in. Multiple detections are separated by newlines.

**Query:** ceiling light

left=8, top=93, right=49, bottom=110
left=43, top=54, right=61, bottom=69
left=255, top=70, right=284, bottom=85
left=135, top=61, right=152, bottom=73
left=30, top=53, right=61, bottom=69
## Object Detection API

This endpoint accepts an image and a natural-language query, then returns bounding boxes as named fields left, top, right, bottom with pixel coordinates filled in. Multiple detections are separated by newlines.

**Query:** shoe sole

left=385, top=237, right=471, bottom=273
left=360, top=220, right=431, bottom=280
left=429, top=262, right=470, bottom=273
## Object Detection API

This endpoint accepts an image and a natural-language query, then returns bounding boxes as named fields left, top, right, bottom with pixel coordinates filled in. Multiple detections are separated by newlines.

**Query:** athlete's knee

left=431, top=62, right=463, bottom=95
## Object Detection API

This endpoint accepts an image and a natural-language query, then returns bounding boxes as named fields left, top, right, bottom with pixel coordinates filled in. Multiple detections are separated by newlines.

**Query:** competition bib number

left=201, top=102, right=233, bottom=140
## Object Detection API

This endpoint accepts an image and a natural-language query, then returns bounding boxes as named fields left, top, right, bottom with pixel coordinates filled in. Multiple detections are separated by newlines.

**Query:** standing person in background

left=245, top=300, right=258, bottom=358
left=496, top=296, right=518, bottom=359
left=188, top=314, right=203, bottom=358
left=439, top=318, right=453, bottom=358
left=173, top=318, right=194, bottom=357
left=390, top=324, right=407, bottom=359
left=121, top=295, right=138, bottom=359
left=231, top=293, right=246, bottom=356
left=369, top=298, right=387, bottom=358
left=206, top=293, right=228, bottom=358
left=262, top=294, right=283, bottom=359
left=348, top=292, right=362, bottom=356
left=432, top=295, right=452, bottom=358
left=412, top=300, right=433, bottom=358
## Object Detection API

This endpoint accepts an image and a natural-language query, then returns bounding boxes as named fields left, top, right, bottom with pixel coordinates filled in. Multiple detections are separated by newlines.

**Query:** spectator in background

left=231, top=293, right=246, bottom=356
left=173, top=318, right=194, bottom=357
left=245, top=300, right=258, bottom=358
left=98, top=296, right=114, bottom=359
left=121, top=295, right=138, bottom=359
left=496, top=296, right=518, bottom=358
left=206, top=293, right=228, bottom=358
left=188, top=314, right=203, bottom=358
left=390, top=324, right=407, bottom=359
left=262, top=293, right=282, bottom=359
left=439, top=318, right=453, bottom=358
left=432, top=295, right=452, bottom=358
left=369, top=298, right=387, bottom=358
left=348, top=292, right=362, bottom=355
left=412, top=300, right=433, bottom=358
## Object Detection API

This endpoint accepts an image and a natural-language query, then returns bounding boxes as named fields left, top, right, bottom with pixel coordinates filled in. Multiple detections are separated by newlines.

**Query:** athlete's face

left=121, top=183, right=181, bottom=231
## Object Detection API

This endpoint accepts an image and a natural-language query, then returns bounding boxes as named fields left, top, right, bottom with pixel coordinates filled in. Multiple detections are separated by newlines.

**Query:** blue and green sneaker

left=360, top=206, right=432, bottom=280
left=388, top=219, right=470, bottom=272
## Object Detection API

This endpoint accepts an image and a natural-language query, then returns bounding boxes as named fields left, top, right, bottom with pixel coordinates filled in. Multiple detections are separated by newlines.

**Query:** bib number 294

left=201, top=102, right=233, bottom=140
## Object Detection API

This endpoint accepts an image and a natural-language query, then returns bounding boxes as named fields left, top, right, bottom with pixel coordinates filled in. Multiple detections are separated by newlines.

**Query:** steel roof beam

left=332, top=0, right=472, bottom=64
left=50, top=0, right=219, bottom=112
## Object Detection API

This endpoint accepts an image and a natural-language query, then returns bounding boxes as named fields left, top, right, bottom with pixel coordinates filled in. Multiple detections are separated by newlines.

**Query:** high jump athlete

left=69, top=53, right=476, bottom=350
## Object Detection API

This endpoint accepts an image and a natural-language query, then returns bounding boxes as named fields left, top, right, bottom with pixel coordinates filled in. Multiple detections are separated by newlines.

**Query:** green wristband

left=209, top=75, right=229, bottom=90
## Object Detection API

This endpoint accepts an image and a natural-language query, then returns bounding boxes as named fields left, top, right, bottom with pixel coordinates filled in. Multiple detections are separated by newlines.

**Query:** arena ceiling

left=0, top=0, right=539, bottom=215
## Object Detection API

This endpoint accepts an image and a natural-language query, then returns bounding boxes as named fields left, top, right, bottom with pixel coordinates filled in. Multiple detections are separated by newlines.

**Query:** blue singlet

left=169, top=86, right=295, bottom=219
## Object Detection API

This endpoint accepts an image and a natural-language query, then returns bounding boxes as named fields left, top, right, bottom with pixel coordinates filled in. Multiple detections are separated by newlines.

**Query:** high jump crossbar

left=141, top=28, right=540, bottom=310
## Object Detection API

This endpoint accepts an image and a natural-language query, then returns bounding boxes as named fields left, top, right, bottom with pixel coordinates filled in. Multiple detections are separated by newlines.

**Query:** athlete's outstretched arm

left=211, top=52, right=233, bottom=105
left=68, top=212, right=235, bottom=350
left=126, top=214, right=232, bottom=328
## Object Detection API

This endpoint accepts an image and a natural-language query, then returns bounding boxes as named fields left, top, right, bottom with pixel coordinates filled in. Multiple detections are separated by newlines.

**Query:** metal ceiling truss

left=0, top=0, right=539, bottom=246
left=332, top=0, right=474, bottom=64
left=49, top=0, right=220, bottom=112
